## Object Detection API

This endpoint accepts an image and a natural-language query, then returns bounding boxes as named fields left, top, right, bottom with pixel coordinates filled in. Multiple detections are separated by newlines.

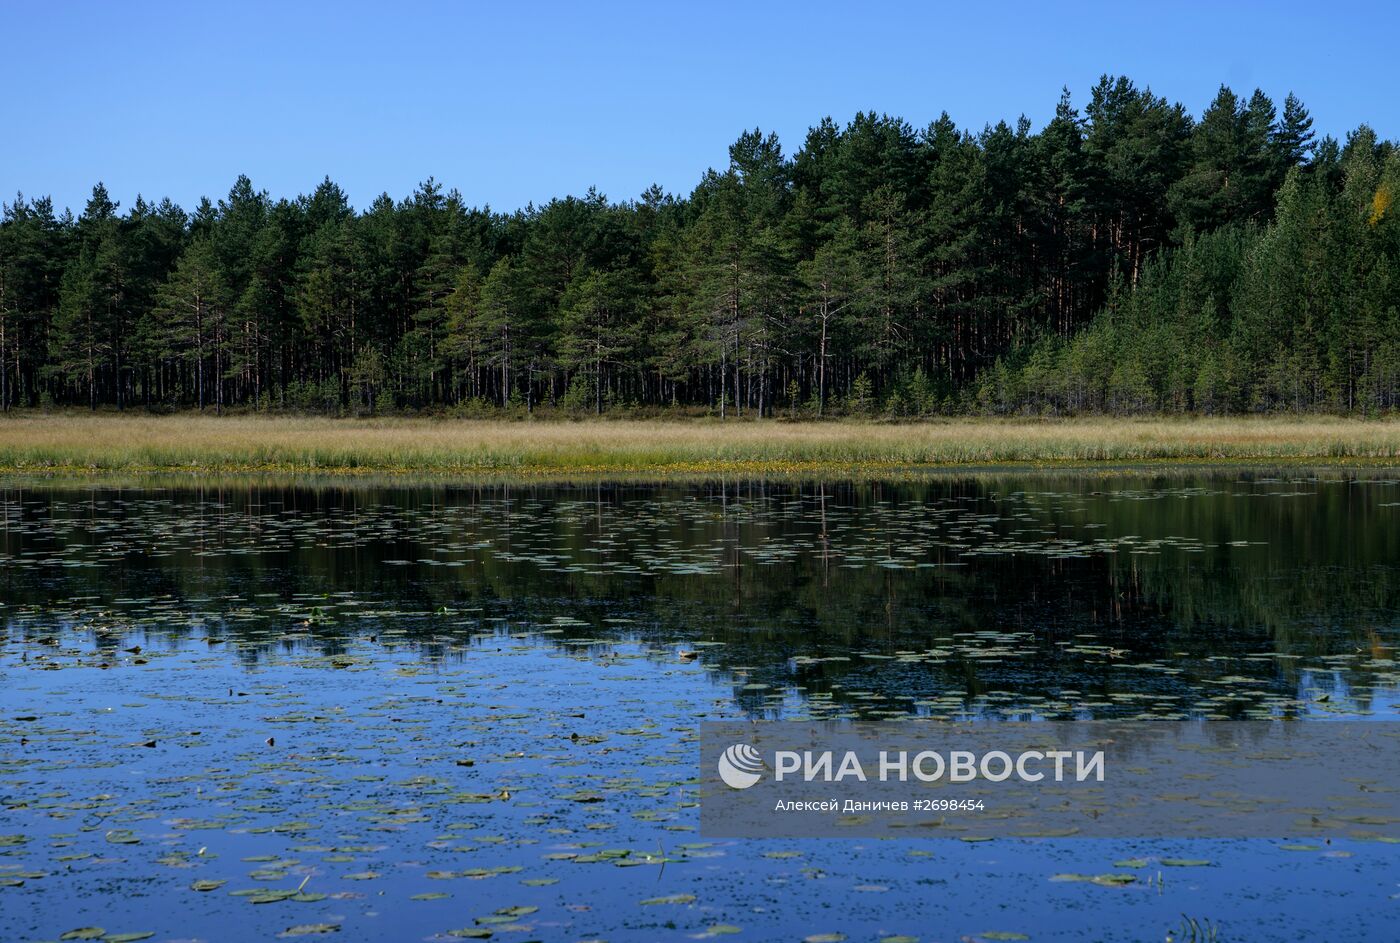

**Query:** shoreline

left=3, top=412, right=1400, bottom=481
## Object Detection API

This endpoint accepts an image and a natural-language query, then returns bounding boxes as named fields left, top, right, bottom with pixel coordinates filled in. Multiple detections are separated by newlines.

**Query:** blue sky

left=3, top=1, right=1397, bottom=215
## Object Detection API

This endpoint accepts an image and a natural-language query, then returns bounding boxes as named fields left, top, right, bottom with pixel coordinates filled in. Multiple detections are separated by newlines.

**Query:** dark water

left=2, top=472, right=1399, bottom=942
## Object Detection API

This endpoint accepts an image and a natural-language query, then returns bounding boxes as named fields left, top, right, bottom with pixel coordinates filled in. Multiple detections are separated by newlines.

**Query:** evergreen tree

left=154, top=238, right=228, bottom=410
left=558, top=268, right=640, bottom=413
left=48, top=185, right=124, bottom=409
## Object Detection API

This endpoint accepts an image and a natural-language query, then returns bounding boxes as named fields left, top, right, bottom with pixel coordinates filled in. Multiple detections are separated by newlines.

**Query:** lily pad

left=279, top=925, right=340, bottom=937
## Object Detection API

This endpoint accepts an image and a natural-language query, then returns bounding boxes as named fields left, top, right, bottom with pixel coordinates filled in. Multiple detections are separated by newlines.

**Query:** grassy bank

left=2, top=413, right=1400, bottom=478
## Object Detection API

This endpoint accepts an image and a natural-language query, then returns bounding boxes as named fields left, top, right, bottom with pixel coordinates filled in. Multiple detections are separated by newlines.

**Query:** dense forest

left=2, top=76, right=1397, bottom=416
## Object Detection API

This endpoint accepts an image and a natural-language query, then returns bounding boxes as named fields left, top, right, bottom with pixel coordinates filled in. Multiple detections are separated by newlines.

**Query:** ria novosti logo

left=716, top=743, right=1107, bottom=790
left=717, top=743, right=764, bottom=789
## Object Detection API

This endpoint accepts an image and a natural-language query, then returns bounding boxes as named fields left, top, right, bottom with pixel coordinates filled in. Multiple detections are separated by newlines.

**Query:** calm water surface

left=2, top=472, right=1399, bottom=942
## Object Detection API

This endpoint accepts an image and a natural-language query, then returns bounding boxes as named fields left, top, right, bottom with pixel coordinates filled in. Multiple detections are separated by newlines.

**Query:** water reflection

left=4, top=472, right=1399, bottom=719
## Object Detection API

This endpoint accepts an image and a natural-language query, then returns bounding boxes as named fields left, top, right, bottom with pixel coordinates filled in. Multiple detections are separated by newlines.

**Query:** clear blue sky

left=3, top=0, right=1397, bottom=215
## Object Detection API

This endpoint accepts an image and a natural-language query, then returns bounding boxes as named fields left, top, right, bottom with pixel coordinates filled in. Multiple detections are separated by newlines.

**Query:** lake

left=2, top=471, right=1398, bottom=942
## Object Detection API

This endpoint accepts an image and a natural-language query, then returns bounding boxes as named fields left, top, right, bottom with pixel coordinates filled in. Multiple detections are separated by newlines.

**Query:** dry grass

left=2, top=412, right=1400, bottom=477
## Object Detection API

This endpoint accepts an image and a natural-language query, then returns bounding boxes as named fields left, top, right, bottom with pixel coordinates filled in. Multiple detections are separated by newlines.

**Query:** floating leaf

left=1051, top=872, right=1136, bottom=886
left=245, top=890, right=299, bottom=904
left=279, top=925, right=340, bottom=937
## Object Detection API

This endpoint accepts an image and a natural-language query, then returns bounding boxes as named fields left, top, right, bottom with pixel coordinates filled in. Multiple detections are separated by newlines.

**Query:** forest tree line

left=2, top=76, right=1397, bottom=416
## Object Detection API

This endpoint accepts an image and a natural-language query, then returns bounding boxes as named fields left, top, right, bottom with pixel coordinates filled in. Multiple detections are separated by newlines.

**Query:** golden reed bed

left=2, top=412, right=1399, bottom=477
